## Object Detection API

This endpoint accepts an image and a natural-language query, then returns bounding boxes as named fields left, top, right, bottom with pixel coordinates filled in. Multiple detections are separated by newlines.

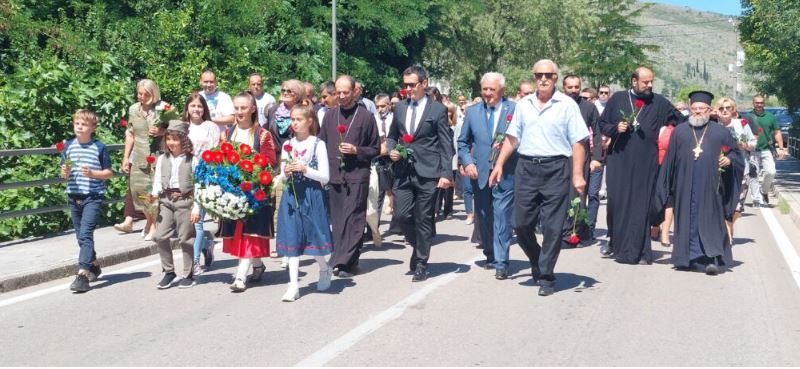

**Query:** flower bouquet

left=194, top=142, right=274, bottom=220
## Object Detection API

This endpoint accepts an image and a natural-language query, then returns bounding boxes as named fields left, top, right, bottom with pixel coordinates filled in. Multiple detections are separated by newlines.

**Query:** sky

left=649, top=0, right=743, bottom=16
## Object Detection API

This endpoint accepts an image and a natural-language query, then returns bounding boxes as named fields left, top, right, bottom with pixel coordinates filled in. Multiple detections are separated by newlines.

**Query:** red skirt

left=222, top=220, right=271, bottom=258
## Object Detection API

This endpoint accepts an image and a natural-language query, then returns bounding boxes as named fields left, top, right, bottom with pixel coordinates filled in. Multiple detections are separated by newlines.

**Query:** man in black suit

left=386, top=66, right=454, bottom=282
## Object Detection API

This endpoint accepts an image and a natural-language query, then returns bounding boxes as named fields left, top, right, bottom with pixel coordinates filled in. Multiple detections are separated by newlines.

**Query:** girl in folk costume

left=183, top=92, right=221, bottom=274
left=151, top=120, right=200, bottom=289
left=276, top=101, right=333, bottom=302
left=220, top=91, right=277, bottom=292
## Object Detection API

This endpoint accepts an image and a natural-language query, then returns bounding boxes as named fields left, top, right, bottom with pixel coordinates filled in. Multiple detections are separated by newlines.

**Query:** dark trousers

left=69, top=194, right=103, bottom=270
left=394, top=172, right=439, bottom=268
left=587, top=165, right=604, bottom=237
left=512, top=156, right=570, bottom=281
left=328, top=182, right=369, bottom=272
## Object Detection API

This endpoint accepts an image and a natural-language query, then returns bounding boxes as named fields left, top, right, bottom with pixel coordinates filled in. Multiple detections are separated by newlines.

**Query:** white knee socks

left=287, top=256, right=330, bottom=286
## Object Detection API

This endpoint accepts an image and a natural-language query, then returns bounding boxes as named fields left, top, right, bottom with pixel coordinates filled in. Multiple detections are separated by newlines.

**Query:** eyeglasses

left=401, top=82, right=421, bottom=89
left=599, top=91, right=610, bottom=95
left=281, top=88, right=295, bottom=94
left=719, top=105, right=735, bottom=111
left=534, top=72, right=556, bottom=80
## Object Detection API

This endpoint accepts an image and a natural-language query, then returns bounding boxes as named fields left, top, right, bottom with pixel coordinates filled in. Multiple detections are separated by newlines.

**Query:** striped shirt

left=62, top=138, right=112, bottom=195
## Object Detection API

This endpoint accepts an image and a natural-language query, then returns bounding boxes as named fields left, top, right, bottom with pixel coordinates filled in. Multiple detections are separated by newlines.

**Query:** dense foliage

left=0, top=0, right=653, bottom=241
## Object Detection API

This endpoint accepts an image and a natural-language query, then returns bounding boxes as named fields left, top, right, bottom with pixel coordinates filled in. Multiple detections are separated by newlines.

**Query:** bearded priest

left=656, top=90, right=737, bottom=275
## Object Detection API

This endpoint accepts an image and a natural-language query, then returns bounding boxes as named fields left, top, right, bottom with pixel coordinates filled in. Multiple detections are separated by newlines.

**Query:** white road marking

left=761, top=207, right=800, bottom=289
left=0, top=242, right=227, bottom=309
left=295, top=255, right=481, bottom=367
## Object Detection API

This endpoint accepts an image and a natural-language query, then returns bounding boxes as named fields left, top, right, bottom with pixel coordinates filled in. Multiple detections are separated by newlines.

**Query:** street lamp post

left=332, top=0, right=337, bottom=81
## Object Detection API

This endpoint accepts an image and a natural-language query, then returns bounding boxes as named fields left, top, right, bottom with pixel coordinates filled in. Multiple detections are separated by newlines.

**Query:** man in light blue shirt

left=489, top=59, right=589, bottom=296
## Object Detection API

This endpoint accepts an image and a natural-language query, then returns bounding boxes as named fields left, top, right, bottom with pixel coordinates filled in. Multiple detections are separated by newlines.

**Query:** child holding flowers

left=151, top=120, right=200, bottom=289
left=183, top=92, right=221, bottom=274
left=276, top=101, right=333, bottom=302
left=60, top=109, right=114, bottom=293
left=219, top=91, right=277, bottom=292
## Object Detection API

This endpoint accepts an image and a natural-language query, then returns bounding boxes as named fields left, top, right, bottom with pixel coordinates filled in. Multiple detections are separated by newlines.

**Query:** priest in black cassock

left=599, top=67, right=684, bottom=264
left=656, top=91, right=736, bottom=275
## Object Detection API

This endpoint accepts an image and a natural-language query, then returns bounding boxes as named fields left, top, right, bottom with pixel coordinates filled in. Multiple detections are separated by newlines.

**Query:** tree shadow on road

left=91, top=271, right=151, bottom=290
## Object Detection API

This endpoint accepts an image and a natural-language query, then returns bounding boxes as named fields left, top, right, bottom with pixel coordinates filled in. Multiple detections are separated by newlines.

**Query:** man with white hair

left=656, top=90, right=737, bottom=275
left=489, top=60, right=589, bottom=296
left=458, top=72, right=517, bottom=279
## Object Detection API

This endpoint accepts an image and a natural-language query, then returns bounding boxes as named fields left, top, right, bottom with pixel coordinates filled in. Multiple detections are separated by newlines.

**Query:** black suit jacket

left=387, top=95, right=454, bottom=181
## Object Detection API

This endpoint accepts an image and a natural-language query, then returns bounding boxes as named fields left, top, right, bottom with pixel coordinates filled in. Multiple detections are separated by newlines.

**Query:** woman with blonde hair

left=715, top=97, right=756, bottom=242
left=121, top=79, right=170, bottom=241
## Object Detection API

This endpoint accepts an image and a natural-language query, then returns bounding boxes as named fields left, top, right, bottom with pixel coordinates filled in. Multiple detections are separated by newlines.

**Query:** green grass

left=778, top=197, right=791, bottom=215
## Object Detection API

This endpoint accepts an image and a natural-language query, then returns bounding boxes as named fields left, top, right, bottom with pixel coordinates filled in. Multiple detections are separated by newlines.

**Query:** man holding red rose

left=318, top=75, right=380, bottom=278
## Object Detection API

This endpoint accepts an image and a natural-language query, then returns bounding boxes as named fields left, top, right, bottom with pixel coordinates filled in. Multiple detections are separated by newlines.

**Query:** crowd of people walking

left=60, top=60, right=788, bottom=297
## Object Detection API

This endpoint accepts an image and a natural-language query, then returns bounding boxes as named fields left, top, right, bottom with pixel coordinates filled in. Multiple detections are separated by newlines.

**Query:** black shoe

left=70, top=274, right=91, bottom=293
left=600, top=245, right=612, bottom=256
left=538, top=281, right=555, bottom=296
left=705, top=263, right=719, bottom=276
left=412, top=264, right=428, bottom=282
left=247, top=265, right=266, bottom=283
left=178, top=277, right=196, bottom=289
left=483, top=261, right=495, bottom=270
left=157, top=272, right=177, bottom=289
left=87, top=264, right=102, bottom=282
left=495, top=268, right=508, bottom=280
left=332, top=266, right=341, bottom=277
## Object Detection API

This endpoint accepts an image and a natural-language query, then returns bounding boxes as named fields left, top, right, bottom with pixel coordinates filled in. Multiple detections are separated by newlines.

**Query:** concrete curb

left=774, top=185, right=800, bottom=229
left=0, top=231, right=213, bottom=294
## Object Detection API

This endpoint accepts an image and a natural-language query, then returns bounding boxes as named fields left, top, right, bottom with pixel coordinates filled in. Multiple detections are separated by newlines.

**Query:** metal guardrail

left=0, top=144, right=125, bottom=220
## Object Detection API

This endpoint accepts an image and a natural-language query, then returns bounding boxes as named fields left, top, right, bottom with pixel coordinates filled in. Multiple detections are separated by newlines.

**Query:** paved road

left=2, top=201, right=800, bottom=366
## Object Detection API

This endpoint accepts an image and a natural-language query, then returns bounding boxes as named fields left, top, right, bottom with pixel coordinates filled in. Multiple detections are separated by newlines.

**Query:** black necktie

left=410, top=101, right=418, bottom=134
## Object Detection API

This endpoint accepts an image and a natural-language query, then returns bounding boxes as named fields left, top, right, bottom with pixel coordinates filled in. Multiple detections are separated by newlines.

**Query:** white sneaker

left=318, top=269, right=333, bottom=291
left=230, top=278, right=246, bottom=292
left=144, top=232, right=154, bottom=242
left=192, top=262, right=203, bottom=277
left=280, top=257, right=289, bottom=269
left=282, top=284, right=300, bottom=302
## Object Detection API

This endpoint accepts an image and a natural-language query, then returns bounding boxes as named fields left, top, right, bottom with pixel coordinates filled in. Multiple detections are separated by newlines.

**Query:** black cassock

left=656, top=122, right=736, bottom=268
left=599, top=91, right=683, bottom=263
left=718, top=123, right=747, bottom=220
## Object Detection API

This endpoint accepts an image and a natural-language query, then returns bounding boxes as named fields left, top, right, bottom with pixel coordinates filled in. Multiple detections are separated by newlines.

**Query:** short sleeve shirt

left=750, top=111, right=778, bottom=151
left=506, top=90, right=589, bottom=157
left=200, top=90, right=234, bottom=120
left=62, top=138, right=112, bottom=195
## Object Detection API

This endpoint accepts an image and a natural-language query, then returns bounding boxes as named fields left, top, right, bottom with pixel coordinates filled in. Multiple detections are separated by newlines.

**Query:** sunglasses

left=401, top=82, right=421, bottom=89
left=281, top=88, right=295, bottom=94
left=534, top=72, right=556, bottom=80
left=719, top=105, right=735, bottom=111
left=599, top=91, right=610, bottom=95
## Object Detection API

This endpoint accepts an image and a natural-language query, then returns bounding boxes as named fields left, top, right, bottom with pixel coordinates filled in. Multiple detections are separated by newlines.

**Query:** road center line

left=295, top=255, right=481, bottom=367
left=760, top=207, right=800, bottom=290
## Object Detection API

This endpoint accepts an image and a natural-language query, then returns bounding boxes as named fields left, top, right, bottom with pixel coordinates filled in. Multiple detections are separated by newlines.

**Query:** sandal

left=247, top=265, right=266, bottom=283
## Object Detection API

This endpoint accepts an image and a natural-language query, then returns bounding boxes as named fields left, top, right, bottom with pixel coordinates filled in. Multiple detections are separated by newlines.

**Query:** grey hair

left=480, top=72, right=506, bottom=88
left=532, top=59, right=559, bottom=75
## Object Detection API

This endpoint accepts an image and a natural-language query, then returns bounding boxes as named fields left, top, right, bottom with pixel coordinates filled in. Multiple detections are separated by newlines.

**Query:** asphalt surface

left=2, top=200, right=800, bottom=366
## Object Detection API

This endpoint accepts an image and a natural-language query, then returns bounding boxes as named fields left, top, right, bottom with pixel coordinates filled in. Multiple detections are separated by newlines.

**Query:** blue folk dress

left=276, top=138, right=333, bottom=257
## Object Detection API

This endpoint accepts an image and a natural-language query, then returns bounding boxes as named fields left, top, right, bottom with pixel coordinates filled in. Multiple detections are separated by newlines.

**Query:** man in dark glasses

left=489, top=59, right=589, bottom=296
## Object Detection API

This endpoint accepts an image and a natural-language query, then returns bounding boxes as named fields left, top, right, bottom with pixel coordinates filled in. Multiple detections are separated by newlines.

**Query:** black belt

left=519, top=155, right=567, bottom=164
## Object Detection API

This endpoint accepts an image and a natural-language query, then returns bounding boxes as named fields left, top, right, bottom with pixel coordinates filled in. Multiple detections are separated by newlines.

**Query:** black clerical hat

left=688, top=90, right=714, bottom=105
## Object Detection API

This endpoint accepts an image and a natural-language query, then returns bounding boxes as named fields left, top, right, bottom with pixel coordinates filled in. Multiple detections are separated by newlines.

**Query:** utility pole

left=332, top=0, right=337, bottom=81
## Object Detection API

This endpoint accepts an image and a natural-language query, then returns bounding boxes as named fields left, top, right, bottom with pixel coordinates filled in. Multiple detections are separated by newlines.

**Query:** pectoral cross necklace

left=691, top=125, right=709, bottom=160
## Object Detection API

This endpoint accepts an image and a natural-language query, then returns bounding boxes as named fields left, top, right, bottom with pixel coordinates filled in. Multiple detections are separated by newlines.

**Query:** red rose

left=239, top=143, right=252, bottom=156
left=253, top=153, right=267, bottom=167
left=283, top=143, right=293, bottom=153
left=240, top=181, right=252, bottom=192
left=55, top=141, right=65, bottom=152
left=567, top=234, right=580, bottom=245
left=201, top=150, right=214, bottom=162
left=722, top=145, right=730, bottom=153
left=506, top=114, right=513, bottom=122
left=741, top=119, right=749, bottom=127
left=220, top=142, right=234, bottom=154
left=164, top=104, right=172, bottom=111
left=254, top=189, right=267, bottom=201
left=259, top=171, right=273, bottom=185
left=634, top=99, right=645, bottom=109
left=402, top=134, right=414, bottom=144
left=213, top=151, right=224, bottom=163
left=226, top=152, right=240, bottom=164
left=119, top=119, right=127, bottom=128
left=146, top=155, right=156, bottom=165
left=239, top=160, right=254, bottom=172
left=399, top=89, right=408, bottom=98
left=337, top=124, right=347, bottom=134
